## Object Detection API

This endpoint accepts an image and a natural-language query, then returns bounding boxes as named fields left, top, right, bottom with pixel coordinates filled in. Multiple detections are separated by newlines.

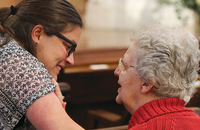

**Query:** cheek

left=55, top=46, right=68, bottom=60
left=60, top=50, right=67, bottom=60
left=119, top=73, right=140, bottom=96
left=119, top=72, right=132, bottom=87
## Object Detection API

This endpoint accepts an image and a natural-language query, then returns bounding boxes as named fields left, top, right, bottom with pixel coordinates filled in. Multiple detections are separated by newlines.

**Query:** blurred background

left=1, top=0, right=200, bottom=129
left=68, top=0, right=197, bottom=51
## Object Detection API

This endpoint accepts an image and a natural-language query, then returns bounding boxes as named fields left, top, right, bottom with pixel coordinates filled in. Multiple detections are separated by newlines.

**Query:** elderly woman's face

left=35, top=26, right=81, bottom=81
left=114, top=45, right=144, bottom=114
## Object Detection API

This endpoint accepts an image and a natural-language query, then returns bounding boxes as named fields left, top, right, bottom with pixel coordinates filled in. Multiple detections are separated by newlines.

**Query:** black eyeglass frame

left=55, top=33, right=77, bottom=56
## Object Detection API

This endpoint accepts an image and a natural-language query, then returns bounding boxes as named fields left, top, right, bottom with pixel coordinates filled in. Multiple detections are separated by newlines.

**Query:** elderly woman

left=114, top=24, right=200, bottom=129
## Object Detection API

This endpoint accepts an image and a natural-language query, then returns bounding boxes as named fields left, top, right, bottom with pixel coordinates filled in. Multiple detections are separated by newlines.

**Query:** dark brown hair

left=0, top=0, right=83, bottom=55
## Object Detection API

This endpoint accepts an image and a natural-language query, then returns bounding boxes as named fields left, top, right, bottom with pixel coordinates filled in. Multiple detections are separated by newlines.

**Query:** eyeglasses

left=118, top=58, right=134, bottom=73
left=55, top=33, right=77, bottom=57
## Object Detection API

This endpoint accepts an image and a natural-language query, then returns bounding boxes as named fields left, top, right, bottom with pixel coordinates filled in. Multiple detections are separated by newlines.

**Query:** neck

left=130, top=93, right=160, bottom=115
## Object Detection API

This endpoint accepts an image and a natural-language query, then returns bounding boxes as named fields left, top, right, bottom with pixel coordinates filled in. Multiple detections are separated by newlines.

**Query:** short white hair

left=131, top=24, right=200, bottom=103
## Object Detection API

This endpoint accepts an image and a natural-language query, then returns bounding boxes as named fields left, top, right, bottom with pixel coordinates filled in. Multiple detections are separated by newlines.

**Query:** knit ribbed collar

left=128, top=97, right=191, bottom=128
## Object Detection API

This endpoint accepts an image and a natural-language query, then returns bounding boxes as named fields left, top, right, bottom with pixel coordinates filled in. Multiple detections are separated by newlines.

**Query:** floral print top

left=0, top=38, right=56, bottom=130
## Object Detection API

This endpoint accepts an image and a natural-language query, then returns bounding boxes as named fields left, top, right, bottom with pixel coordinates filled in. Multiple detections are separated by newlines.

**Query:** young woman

left=0, top=0, right=84, bottom=129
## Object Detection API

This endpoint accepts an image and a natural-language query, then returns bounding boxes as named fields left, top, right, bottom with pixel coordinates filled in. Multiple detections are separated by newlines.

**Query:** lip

left=58, top=64, right=65, bottom=69
left=117, top=80, right=122, bottom=93
left=55, top=66, right=60, bottom=75
left=57, top=65, right=61, bottom=71
left=118, top=87, right=122, bottom=93
left=55, top=64, right=64, bottom=74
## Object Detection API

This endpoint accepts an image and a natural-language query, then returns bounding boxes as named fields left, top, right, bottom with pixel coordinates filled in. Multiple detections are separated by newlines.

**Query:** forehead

left=123, top=44, right=137, bottom=64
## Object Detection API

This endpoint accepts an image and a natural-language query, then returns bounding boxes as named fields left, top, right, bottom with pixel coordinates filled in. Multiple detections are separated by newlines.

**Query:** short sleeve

left=0, top=41, right=56, bottom=130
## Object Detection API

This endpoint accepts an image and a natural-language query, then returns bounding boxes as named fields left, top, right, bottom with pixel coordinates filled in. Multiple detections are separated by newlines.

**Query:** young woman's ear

left=31, top=25, right=44, bottom=44
left=141, top=83, right=154, bottom=94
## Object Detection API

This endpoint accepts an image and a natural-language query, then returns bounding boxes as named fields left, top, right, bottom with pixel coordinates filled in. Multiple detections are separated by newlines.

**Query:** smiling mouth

left=56, top=65, right=63, bottom=75
left=57, top=65, right=61, bottom=71
left=57, top=64, right=65, bottom=70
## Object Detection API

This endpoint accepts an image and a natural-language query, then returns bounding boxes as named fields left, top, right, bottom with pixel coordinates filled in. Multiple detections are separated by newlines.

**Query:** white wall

left=85, top=0, right=195, bottom=33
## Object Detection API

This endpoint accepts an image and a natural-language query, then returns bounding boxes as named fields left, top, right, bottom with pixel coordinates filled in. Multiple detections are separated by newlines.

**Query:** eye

left=64, top=44, right=70, bottom=49
left=63, top=42, right=72, bottom=50
left=121, top=59, right=129, bottom=70
left=121, top=59, right=125, bottom=66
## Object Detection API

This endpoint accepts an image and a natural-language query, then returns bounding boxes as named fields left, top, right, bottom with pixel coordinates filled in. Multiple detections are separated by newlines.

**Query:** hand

left=51, top=78, right=67, bottom=109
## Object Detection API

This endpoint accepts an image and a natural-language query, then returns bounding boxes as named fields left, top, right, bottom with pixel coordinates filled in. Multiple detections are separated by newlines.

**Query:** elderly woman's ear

left=141, top=83, right=154, bottom=94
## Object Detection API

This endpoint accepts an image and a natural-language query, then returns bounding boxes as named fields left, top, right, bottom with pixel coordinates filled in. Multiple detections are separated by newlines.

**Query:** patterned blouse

left=0, top=38, right=56, bottom=130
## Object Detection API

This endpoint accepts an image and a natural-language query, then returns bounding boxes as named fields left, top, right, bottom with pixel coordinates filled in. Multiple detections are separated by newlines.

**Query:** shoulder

left=171, top=113, right=200, bottom=129
left=0, top=39, right=50, bottom=79
left=0, top=40, right=53, bottom=93
left=0, top=40, right=56, bottom=129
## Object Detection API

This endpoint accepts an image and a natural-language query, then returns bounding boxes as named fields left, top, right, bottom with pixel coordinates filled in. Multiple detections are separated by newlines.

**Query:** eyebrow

left=55, top=33, right=77, bottom=46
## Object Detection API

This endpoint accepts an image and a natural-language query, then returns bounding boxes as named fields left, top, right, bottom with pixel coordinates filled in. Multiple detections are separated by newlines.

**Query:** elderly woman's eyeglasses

left=55, top=33, right=77, bottom=57
left=118, top=58, right=134, bottom=72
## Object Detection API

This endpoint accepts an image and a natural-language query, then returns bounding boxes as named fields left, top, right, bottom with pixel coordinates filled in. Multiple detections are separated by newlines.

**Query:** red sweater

left=128, top=98, right=200, bottom=130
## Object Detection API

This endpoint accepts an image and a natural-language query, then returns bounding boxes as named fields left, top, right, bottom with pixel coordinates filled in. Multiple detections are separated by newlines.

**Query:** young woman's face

left=35, top=26, right=81, bottom=81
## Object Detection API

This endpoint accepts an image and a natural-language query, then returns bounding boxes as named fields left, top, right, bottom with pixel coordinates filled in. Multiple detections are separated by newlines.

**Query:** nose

left=66, top=53, right=74, bottom=65
left=114, top=67, right=119, bottom=77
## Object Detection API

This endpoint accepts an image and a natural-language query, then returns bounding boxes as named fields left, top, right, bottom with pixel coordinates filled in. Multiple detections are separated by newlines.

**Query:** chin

left=53, top=76, right=57, bottom=81
left=116, top=96, right=123, bottom=104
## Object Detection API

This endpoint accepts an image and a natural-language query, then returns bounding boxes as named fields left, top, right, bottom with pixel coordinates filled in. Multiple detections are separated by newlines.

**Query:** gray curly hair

left=131, top=24, right=200, bottom=103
